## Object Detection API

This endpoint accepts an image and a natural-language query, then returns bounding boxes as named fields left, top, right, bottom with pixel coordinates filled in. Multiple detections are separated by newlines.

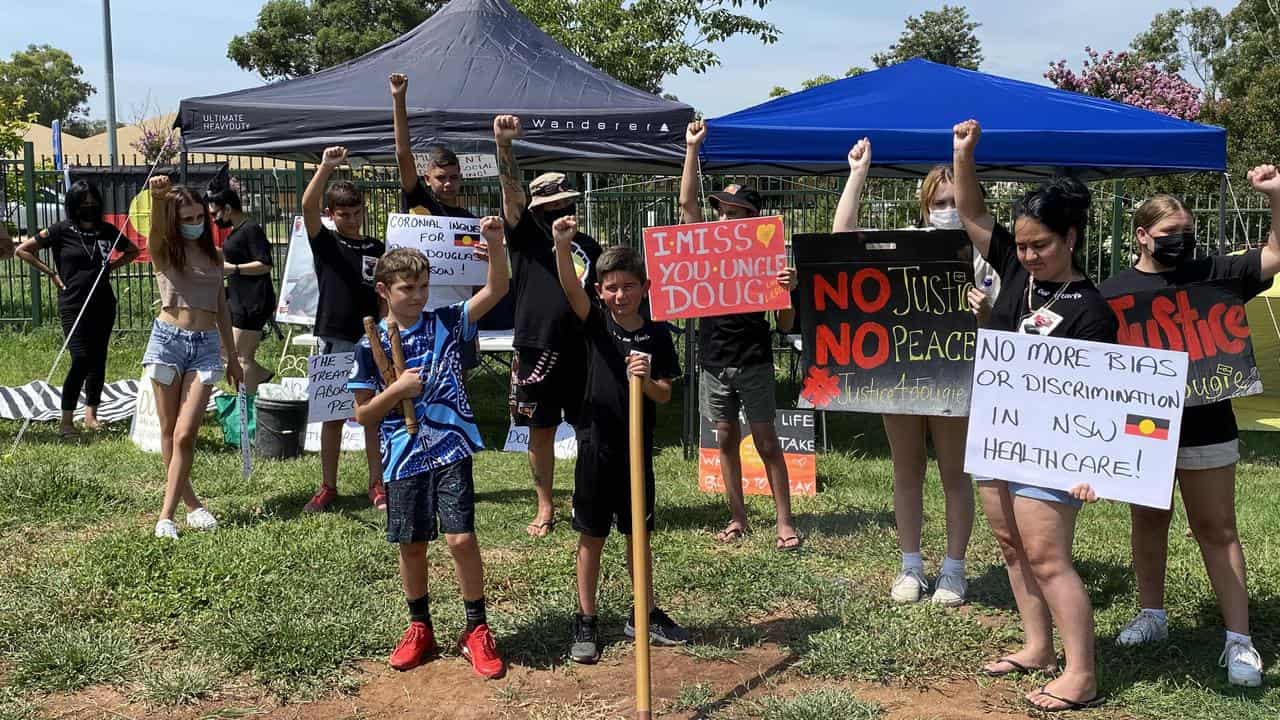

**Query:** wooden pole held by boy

left=629, top=372, right=652, bottom=719
left=362, top=317, right=418, bottom=435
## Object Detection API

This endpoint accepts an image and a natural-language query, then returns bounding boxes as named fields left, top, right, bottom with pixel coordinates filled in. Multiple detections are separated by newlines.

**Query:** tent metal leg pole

left=1219, top=173, right=1228, bottom=254
left=1109, top=179, right=1124, bottom=278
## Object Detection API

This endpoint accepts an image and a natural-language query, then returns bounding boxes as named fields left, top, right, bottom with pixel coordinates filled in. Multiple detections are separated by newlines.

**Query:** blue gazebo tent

left=701, top=59, right=1225, bottom=180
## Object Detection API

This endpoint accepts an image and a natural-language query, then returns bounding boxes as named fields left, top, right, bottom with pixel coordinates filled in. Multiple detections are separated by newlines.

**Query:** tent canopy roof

left=702, top=59, right=1226, bottom=180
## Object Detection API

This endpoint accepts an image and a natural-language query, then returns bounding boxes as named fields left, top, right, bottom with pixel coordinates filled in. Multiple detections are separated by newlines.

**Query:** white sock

left=1226, top=630, right=1252, bottom=647
left=941, top=556, right=965, bottom=577
left=1141, top=608, right=1167, bottom=623
left=901, top=552, right=924, bottom=572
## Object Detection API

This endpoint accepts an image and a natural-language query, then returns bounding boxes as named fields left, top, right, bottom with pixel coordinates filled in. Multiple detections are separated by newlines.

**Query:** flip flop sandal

left=775, top=533, right=805, bottom=552
left=714, top=525, right=749, bottom=543
left=979, top=657, right=1059, bottom=678
left=1024, top=687, right=1105, bottom=713
left=526, top=517, right=556, bottom=537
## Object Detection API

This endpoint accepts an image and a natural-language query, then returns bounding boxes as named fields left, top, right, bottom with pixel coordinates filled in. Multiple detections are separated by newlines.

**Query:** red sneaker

left=459, top=623, right=505, bottom=679
left=369, top=482, right=388, bottom=511
left=303, top=484, right=337, bottom=513
left=389, top=621, right=437, bottom=671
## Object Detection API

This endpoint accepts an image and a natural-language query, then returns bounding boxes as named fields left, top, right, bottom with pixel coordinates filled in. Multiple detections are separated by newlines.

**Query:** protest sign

left=275, top=216, right=322, bottom=324
left=280, top=377, right=366, bottom=452
left=964, top=330, right=1188, bottom=509
left=129, top=370, right=162, bottom=453
left=1107, top=281, right=1262, bottom=406
left=307, top=353, right=356, bottom=423
left=643, top=216, right=790, bottom=321
left=699, top=410, right=816, bottom=497
left=386, top=213, right=486, bottom=287
left=502, top=420, right=578, bottom=459
left=793, top=229, right=977, bottom=416
left=413, top=152, right=498, bottom=179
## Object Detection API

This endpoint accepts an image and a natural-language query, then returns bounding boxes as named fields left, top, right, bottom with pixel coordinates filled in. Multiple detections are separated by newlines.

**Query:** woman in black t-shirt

left=955, top=120, right=1114, bottom=713
left=206, top=186, right=276, bottom=392
left=15, top=181, right=139, bottom=436
left=1098, top=170, right=1280, bottom=687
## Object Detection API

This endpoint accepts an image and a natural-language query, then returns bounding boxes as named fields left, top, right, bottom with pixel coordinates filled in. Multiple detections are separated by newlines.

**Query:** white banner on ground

left=502, top=420, right=577, bottom=459
left=964, top=330, right=1188, bottom=509
left=281, top=377, right=366, bottom=452
left=385, top=213, right=487, bottom=286
left=275, top=215, right=336, bottom=325
left=307, top=353, right=356, bottom=423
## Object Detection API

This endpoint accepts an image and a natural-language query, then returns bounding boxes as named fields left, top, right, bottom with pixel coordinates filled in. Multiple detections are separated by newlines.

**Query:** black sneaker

left=569, top=613, right=601, bottom=664
left=624, top=606, right=690, bottom=646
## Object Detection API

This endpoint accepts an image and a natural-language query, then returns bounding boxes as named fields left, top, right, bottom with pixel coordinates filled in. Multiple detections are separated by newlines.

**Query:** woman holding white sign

left=833, top=139, right=988, bottom=606
left=953, top=119, right=1117, bottom=712
left=1097, top=169, right=1280, bottom=687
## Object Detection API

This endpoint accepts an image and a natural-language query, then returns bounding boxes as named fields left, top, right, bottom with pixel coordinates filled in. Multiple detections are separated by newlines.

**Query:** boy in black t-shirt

left=300, top=146, right=387, bottom=513
left=680, top=120, right=802, bottom=551
left=494, top=115, right=604, bottom=539
left=550, top=215, right=688, bottom=664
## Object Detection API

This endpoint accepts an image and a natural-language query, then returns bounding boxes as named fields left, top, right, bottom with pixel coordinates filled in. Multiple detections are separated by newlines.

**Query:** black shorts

left=571, top=424, right=656, bottom=538
left=385, top=456, right=476, bottom=544
left=509, top=346, right=585, bottom=428
left=230, top=304, right=272, bottom=333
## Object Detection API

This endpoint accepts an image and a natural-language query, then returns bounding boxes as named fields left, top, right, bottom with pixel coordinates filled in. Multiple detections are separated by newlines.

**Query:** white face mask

left=929, top=208, right=962, bottom=230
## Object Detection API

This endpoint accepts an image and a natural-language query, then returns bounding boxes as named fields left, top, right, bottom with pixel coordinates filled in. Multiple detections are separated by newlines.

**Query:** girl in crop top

left=143, top=175, right=244, bottom=541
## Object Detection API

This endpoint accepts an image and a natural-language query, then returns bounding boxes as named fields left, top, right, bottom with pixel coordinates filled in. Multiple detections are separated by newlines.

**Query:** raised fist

left=1248, top=164, right=1280, bottom=197
left=552, top=215, right=577, bottom=246
left=848, top=137, right=871, bottom=174
left=494, top=115, right=522, bottom=143
left=686, top=119, right=707, bottom=148
left=148, top=175, right=172, bottom=199
left=479, top=215, right=505, bottom=243
left=321, top=146, right=348, bottom=168
left=953, top=119, right=982, bottom=155
left=389, top=73, right=408, bottom=98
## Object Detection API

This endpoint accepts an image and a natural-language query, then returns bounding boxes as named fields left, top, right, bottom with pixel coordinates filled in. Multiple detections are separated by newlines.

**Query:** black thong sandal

left=775, top=533, right=805, bottom=552
left=526, top=517, right=556, bottom=538
left=714, top=524, right=750, bottom=543
left=1024, top=687, right=1105, bottom=713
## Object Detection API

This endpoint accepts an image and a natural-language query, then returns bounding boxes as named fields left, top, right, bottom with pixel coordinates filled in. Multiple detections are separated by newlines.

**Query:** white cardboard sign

left=129, top=371, right=162, bottom=453
left=386, top=213, right=486, bottom=286
left=502, top=420, right=578, bottom=459
left=307, top=353, right=357, bottom=423
left=281, top=377, right=367, bottom=452
left=964, top=330, right=1188, bottom=509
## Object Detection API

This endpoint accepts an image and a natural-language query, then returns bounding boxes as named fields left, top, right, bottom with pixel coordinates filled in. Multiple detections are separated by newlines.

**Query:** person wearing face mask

left=143, top=176, right=244, bottom=540
left=494, top=114, right=603, bottom=538
left=1097, top=168, right=1280, bottom=688
left=16, top=180, right=140, bottom=437
left=206, top=185, right=276, bottom=393
left=830, top=139, right=983, bottom=605
left=955, top=119, right=1115, bottom=713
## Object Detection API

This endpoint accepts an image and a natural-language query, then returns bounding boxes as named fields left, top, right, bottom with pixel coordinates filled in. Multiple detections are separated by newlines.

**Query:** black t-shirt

left=223, top=220, right=276, bottom=316
left=37, top=220, right=129, bottom=309
left=400, top=177, right=476, bottom=219
left=698, top=312, right=773, bottom=369
left=1099, top=249, right=1273, bottom=447
left=580, top=300, right=681, bottom=434
left=506, top=208, right=602, bottom=351
left=985, top=222, right=1118, bottom=344
left=308, top=227, right=385, bottom=342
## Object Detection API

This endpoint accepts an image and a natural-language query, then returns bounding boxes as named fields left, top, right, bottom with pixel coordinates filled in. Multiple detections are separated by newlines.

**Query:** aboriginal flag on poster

left=792, top=229, right=978, bottom=416
left=1106, top=281, right=1263, bottom=407
left=69, top=163, right=231, bottom=262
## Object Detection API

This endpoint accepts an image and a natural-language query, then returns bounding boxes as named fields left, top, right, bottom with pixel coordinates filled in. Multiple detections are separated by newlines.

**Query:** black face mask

left=539, top=203, right=577, bottom=226
left=78, top=205, right=103, bottom=223
left=214, top=217, right=234, bottom=229
left=1150, top=231, right=1195, bottom=267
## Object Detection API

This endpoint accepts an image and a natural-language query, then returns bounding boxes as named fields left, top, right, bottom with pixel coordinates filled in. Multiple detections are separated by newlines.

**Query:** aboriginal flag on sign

left=1124, top=414, right=1170, bottom=440
left=455, top=233, right=479, bottom=247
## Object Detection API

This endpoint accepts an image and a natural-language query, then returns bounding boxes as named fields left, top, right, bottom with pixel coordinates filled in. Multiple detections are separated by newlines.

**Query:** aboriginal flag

left=1124, top=414, right=1170, bottom=440
left=455, top=233, right=478, bottom=247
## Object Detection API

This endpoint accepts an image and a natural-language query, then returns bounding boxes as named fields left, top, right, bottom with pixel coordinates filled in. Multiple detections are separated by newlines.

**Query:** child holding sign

left=954, top=119, right=1116, bottom=712
left=551, top=215, right=689, bottom=663
left=1097, top=168, right=1280, bottom=687
left=348, top=216, right=509, bottom=678
left=681, top=120, right=802, bottom=551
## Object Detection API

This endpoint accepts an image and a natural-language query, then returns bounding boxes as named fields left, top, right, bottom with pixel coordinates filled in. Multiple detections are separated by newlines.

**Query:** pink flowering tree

left=129, top=120, right=179, bottom=166
left=1045, top=47, right=1203, bottom=121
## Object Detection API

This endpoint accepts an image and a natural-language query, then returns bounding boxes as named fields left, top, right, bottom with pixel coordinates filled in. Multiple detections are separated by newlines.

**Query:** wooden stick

left=362, top=317, right=418, bottom=435
left=628, top=372, right=651, bottom=720
left=386, top=320, right=419, bottom=436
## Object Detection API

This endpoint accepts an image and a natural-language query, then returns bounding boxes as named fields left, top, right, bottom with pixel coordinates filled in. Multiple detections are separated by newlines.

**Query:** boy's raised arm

left=679, top=120, right=706, bottom=225
left=466, top=216, right=510, bottom=323
left=390, top=73, right=418, bottom=195
left=304, top=146, right=346, bottom=239
left=552, top=215, right=590, bottom=321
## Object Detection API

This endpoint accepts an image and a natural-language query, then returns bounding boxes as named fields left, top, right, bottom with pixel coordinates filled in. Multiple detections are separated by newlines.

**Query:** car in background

left=5, top=187, right=65, bottom=236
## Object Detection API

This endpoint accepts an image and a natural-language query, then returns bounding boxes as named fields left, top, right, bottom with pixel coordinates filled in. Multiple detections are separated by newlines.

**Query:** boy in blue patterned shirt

left=348, top=216, right=508, bottom=678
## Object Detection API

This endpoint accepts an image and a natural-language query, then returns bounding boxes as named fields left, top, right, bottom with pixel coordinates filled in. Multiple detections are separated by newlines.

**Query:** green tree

left=0, top=45, right=96, bottom=127
left=1, top=94, right=37, bottom=233
left=768, top=66, right=865, bottom=99
left=871, top=4, right=981, bottom=70
left=228, top=0, right=778, bottom=94
left=1131, top=6, right=1226, bottom=102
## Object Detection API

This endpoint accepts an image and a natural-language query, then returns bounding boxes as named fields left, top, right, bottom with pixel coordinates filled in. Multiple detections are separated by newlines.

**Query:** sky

left=0, top=0, right=1239, bottom=124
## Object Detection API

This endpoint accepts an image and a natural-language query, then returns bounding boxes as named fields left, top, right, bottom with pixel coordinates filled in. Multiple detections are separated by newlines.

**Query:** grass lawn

left=0, top=325, right=1278, bottom=719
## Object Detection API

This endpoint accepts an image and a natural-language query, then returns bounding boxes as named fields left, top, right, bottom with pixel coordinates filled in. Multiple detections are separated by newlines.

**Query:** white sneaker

left=154, top=519, right=179, bottom=540
left=930, top=571, right=967, bottom=607
left=186, top=507, right=218, bottom=531
left=890, top=568, right=928, bottom=603
left=1220, top=640, right=1263, bottom=687
left=1116, top=610, right=1169, bottom=647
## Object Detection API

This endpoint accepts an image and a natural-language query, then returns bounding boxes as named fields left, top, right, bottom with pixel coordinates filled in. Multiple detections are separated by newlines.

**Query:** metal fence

left=1, top=143, right=1274, bottom=330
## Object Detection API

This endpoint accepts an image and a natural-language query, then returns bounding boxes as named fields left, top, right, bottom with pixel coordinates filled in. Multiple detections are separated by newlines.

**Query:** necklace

left=1026, top=276, right=1070, bottom=315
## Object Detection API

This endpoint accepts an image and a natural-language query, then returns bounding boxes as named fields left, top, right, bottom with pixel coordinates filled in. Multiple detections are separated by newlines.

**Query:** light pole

left=102, top=0, right=119, bottom=165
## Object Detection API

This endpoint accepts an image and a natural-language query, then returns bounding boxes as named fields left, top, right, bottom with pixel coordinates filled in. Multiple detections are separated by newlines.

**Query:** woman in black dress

left=206, top=186, right=276, bottom=392
left=15, top=181, right=139, bottom=436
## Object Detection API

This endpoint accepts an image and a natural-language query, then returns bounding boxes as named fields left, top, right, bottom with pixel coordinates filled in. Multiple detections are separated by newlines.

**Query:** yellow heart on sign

left=756, top=222, right=777, bottom=248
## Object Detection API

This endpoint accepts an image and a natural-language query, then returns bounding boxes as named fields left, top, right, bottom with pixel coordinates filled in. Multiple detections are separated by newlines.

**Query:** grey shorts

left=142, top=319, right=222, bottom=386
left=385, top=456, right=476, bottom=544
left=317, top=336, right=357, bottom=355
left=1176, top=439, right=1240, bottom=471
left=700, top=363, right=776, bottom=424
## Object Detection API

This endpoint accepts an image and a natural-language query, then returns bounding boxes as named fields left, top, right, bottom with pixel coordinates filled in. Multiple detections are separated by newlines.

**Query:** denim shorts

left=142, top=319, right=223, bottom=386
